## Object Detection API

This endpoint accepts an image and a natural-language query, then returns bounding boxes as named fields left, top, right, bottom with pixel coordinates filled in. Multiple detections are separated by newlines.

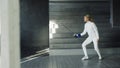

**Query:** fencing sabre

left=59, top=23, right=74, bottom=34
left=59, top=23, right=81, bottom=38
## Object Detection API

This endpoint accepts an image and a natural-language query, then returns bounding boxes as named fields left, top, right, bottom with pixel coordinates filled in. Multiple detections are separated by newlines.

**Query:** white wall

left=0, top=0, right=20, bottom=68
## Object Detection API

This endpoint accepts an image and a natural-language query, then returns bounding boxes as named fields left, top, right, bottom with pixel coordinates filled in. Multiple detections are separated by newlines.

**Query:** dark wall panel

left=111, top=0, right=120, bottom=27
left=20, top=0, right=49, bottom=58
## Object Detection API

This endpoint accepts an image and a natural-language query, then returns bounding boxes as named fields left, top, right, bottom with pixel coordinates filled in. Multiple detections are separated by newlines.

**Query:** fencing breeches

left=82, top=37, right=102, bottom=58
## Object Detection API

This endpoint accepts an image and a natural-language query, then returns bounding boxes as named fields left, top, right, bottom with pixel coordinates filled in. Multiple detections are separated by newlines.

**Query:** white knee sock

left=82, top=46, right=88, bottom=57
left=95, top=49, right=102, bottom=59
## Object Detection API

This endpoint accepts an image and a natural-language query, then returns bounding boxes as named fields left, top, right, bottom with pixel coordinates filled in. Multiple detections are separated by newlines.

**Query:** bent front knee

left=82, top=44, right=86, bottom=48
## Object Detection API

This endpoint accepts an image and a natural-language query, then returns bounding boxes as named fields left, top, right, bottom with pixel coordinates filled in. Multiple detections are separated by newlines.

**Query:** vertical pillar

left=0, top=0, right=20, bottom=68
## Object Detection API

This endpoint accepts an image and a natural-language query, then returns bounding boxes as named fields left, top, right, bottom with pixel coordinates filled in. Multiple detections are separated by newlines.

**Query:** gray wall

left=20, top=0, right=49, bottom=58
left=49, top=0, right=120, bottom=49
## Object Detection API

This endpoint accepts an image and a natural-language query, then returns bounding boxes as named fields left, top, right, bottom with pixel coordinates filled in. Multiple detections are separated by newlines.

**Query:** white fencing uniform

left=81, top=21, right=102, bottom=60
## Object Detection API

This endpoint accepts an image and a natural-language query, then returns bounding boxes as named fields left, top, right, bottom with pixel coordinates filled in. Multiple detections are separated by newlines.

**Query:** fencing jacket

left=81, top=21, right=99, bottom=39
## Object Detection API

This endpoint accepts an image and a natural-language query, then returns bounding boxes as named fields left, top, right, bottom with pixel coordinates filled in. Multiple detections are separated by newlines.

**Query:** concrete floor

left=21, top=54, right=120, bottom=68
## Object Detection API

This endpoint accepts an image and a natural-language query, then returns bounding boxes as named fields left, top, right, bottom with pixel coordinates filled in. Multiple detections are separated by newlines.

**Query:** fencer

left=75, top=15, right=102, bottom=60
